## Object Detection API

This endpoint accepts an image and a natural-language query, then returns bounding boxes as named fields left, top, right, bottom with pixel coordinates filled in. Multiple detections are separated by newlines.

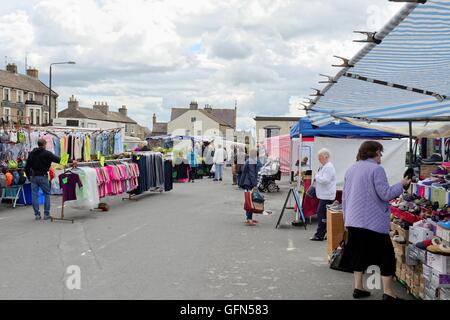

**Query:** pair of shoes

left=251, top=220, right=259, bottom=224
left=382, top=293, right=402, bottom=300
left=245, top=220, right=257, bottom=226
left=219, top=178, right=223, bottom=181
left=213, top=179, right=218, bottom=181
left=35, top=215, right=41, bottom=220
left=353, top=289, right=371, bottom=299
left=310, top=236, right=324, bottom=241
left=43, top=215, right=51, bottom=220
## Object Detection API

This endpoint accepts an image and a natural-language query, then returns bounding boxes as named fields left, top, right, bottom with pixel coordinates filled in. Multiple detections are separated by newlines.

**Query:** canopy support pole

left=409, top=121, right=413, bottom=169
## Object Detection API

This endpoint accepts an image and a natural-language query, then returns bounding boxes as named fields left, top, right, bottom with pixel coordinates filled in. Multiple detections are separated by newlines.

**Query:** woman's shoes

left=382, top=293, right=402, bottom=300
left=309, top=236, right=324, bottom=241
left=245, top=220, right=257, bottom=226
left=353, top=289, right=371, bottom=299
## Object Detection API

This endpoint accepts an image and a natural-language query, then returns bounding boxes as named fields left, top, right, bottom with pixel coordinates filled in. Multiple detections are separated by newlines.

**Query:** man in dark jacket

left=25, top=138, right=61, bottom=220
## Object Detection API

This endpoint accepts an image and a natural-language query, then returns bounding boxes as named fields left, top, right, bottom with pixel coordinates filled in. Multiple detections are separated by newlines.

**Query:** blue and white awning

left=306, top=0, right=450, bottom=136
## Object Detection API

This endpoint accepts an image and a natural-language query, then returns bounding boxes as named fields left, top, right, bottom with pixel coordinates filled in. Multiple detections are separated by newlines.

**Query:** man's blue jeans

left=31, top=176, right=51, bottom=217
left=214, top=164, right=223, bottom=180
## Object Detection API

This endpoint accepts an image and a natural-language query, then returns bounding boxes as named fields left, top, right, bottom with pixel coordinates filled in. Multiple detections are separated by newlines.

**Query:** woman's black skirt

left=341, top=226, right=395, bottom=277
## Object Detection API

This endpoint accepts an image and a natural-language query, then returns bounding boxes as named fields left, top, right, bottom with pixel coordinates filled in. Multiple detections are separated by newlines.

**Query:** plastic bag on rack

left=66, top=167, right=99, bottom=210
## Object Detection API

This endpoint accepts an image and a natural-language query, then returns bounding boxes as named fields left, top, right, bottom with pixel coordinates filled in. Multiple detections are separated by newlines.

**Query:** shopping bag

left=244, top=191, right=264, bottom=214
left=210, top=164, right=216, bottom=173
left=305, top=185, right=316, bottom=198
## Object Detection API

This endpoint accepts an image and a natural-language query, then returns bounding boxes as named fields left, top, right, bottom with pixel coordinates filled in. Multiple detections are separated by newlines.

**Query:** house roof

left=58, top=107, right=137, bottom=124
left=254, top=116, right=300, bottom=122
left=171, top=107, right=236, bottom=128
left=0, top=70, right=58, bottom=96
left=152, top=122, right=168, bottom=134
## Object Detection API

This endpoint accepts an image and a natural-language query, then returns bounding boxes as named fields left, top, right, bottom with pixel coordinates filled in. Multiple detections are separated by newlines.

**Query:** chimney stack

left=6, top=63, right=17, bottom=74
left=153, top=113, right=157, bottom=126
left=204, top=104, right=212, bottom=112
left=26, top=67, right=39, bottom=79
left=189, top=101, right=198, bottom=110
left=93, top=101, right=109, bottom=114
left=68, top=95, right=79, bottom=110
left=118, top=105, right=128, bottom=117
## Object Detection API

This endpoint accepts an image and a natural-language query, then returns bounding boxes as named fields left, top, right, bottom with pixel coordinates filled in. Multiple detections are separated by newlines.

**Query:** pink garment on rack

left=41, top=133, right=55, bottom=154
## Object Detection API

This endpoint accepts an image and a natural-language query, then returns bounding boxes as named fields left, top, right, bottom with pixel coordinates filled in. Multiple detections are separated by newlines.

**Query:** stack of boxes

left=391, top=220, right=450, bottom=300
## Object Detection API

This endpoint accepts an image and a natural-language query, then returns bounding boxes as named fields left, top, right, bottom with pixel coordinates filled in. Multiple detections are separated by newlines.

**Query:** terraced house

left=0, top=63, right=57, bottom=125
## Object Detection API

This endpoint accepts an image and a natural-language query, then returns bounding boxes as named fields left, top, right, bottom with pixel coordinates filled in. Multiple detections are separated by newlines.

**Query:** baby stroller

left=257, top=159, right=281, bottom=193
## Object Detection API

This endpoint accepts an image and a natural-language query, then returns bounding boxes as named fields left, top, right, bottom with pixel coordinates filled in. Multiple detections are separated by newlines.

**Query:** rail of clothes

left=129, top=152, right=173, bottom=194
left=0, top=128, right=124, bottom=167
left=53, top=153, right=173, bottom=210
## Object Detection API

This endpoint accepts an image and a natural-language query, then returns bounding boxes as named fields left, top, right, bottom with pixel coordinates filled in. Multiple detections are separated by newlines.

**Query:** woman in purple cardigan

left=342, top=141, right=410, bottom=300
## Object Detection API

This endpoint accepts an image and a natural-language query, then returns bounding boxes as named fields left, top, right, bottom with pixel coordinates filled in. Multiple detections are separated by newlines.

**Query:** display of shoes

left=422, top=153, right=443, bottom=164
left=415, top=239, right=433, bottom=250
left=431, top=166, right=447, bottom=177
left=326, top=200, right=342, bottom=212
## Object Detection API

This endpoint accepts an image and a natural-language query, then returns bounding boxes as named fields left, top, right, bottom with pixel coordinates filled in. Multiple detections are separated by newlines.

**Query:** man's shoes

left=310, top=236, right=324, bottom=241
left=35, top=215, right=41, bottom=220
left=382, top=294, right=402, bottom=300
left=44, top=215, right=51, bottom=220
left=219, top=178, right=223, bottom=181
left=353, top=289, right=371, bottom=299
left=213, top=179, right=218, bottom=181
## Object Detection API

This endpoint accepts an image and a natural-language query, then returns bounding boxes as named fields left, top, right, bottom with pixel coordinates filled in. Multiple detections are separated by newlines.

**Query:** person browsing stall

left=310, top=148, right=336, bottom=241
left=341, top=141, right=411, bottom=300
left=25, top=138, right=61, bottom=220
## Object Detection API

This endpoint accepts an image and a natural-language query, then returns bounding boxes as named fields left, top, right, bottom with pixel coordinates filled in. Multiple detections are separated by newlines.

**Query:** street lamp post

left=48, top=61, right=75, bottom=125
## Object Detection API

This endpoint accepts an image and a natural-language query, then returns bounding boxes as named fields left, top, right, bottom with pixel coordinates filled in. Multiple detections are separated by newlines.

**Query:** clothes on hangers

left=130, top=152, right=167, bottom=194
left=58, top=171, right=83, bottom=202
left=66, top=167, right=100, bottom=210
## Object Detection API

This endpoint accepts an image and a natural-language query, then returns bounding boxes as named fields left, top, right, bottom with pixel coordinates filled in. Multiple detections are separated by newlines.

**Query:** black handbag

left=329, top=240, right=352, bottom=273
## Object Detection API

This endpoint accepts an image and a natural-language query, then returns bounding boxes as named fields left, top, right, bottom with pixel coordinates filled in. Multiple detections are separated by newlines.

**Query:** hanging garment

left=114, top=131, right=123, bottom=155
left=84, top=135, right=91, bottom=161
left=41, top=133, right=55, bottom=154
left=164, top=160, right=173, bottom=191
left=58, top=172, right=83, bottom=202
left=53, top=135, right=61, bottom=158
left=30, top=131, right=40, bottom=149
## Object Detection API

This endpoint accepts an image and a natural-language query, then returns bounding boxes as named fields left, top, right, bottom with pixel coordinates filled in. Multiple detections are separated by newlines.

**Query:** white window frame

left=27, top=106, right=42, bottom=125
left=3, top=87, right=11, bottom=101
left=3, top=107, right=11, bottom=121
left=44, top=95, right=49, bottom=106
left=27, top=92, right=35, bottom=102
left=17, top=90, right=24, bottom=103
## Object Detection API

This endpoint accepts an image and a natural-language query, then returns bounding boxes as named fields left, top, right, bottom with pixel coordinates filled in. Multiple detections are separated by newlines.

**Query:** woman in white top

left=311, top=148, right=337, bottom=241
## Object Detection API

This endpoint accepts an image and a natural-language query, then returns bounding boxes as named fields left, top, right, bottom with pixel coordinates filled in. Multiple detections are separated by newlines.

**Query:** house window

left=125, top=124, right=128, bottom=132
left=27, top=92, right=35, bottom=102
left=26, top=107, right=42, bottom=125
left=3, top=88, right=11, bottom=101
left=265, top=127, right=280, bottom=138
left=197, top=130, right=202, bottom=136
left=44, top=95, right=49, bottom=106
left=191, top=117, right=196, bottom=122
left=66, top=119, right=79, bottom=127
left=17, top=90, right=24, bottom=103
left=3, top=107, right=11, bottom=121
left=43, top=112, right=49, bottom=125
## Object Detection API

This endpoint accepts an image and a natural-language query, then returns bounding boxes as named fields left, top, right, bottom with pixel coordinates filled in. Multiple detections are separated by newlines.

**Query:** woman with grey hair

left=310, top=148, right=336, bottom=241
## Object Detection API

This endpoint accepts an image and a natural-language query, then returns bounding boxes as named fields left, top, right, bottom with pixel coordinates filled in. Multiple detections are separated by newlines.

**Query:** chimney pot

left=6, top=63, right=17, bottom=73
left=26, top=67, right=39, bottom=79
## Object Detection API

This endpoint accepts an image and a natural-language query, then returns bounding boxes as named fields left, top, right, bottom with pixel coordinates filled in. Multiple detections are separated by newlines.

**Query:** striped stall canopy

left=306, top=0, right=450, bottom=132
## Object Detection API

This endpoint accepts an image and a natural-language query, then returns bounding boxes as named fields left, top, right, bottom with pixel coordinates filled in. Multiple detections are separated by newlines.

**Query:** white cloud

left=0, top=0, right=404, bottom=129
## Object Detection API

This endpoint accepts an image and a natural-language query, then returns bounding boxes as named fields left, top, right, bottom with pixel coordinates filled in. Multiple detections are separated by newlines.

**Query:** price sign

left=60, top=153, right=69, bottom=166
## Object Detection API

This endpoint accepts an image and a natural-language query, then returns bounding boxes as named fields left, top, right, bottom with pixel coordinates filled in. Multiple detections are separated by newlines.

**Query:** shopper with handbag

left=341, top=141, right=411, bottom=300
left=310, top=148, right=336, bottom=241
left=240, top=149, right=262, bottom=226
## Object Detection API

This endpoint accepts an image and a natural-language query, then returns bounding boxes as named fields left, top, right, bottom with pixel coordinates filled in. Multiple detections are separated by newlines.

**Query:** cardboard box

left=420, top=164, right=439, bottom=177
left=440, top=288, right=450, bottom=300
left=326, top=210, right=345, bottom=258
left=406, top=244, right=420, bottom=266
left=436, top=226, right=450, bottom=242
left=409, top=226, right=434, bottom=244
left=423, top=264, right=433, bottom=282
left=430, top=268, right=450, bottom=288
left=427, top=252, right=450, bottom=274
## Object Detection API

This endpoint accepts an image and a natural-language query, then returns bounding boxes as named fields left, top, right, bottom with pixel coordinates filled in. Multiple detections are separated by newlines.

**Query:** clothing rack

left=122, top=152, right=165, bottom=201
left=51, top=165, right=76, bottom=224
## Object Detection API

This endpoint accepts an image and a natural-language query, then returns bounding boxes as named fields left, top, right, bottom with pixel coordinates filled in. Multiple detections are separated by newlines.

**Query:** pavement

left=0, top=167, right=411, bottom=300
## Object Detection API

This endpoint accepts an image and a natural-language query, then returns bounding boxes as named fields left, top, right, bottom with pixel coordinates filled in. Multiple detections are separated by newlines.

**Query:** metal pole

left=49, top=65, right=52, bottom=125
left=409, top=121, right=413, bottom=169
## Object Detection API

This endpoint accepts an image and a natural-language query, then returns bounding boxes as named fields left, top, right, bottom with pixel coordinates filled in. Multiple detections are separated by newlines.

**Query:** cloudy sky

left=0, top=0, right=403, bottom=130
